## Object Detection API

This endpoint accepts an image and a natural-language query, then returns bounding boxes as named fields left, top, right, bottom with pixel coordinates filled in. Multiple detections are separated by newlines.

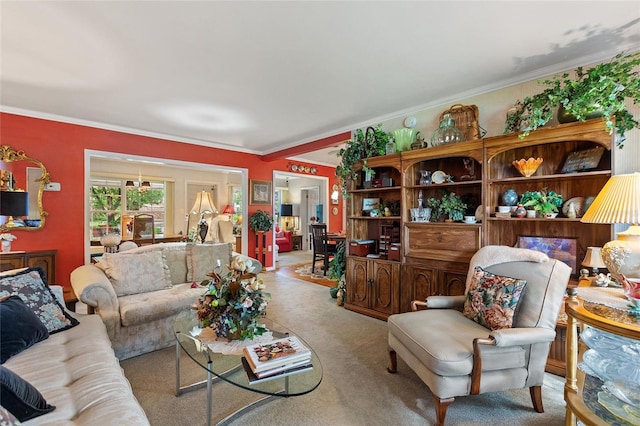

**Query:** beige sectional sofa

left=1, top=268, right=149, bottom=425
left=71, top=242, right=261, bottom=360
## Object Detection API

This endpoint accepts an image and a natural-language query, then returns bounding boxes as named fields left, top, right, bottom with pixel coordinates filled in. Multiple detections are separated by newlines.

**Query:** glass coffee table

left=174, top=310, right=322, bottom=426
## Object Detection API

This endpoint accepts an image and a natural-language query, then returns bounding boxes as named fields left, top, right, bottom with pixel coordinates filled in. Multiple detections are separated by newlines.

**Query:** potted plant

left=425, top=191, right=467, bottom=222
left=249, top=210, right=273, bottom=232
left=440, top=191, right=467, bottom=222
left=328, top=241, right=346, bottom=299
left=336, top=124, right=390, bottom=195
left=521, top=189, right=563, bottom=218
left=515, top=51, right=640, bottom=148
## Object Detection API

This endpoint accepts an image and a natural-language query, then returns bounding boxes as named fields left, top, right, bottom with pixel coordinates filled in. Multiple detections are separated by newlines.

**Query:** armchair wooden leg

left=530, top=386, right=544, bottom=413
left=433, top=395, right=454, bottom=426
left=387, top=348, right=397, bottom=373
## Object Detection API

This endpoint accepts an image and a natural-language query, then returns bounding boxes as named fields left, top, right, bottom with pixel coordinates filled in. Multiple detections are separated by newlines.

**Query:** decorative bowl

left=512, top=157, right=543, bottom=177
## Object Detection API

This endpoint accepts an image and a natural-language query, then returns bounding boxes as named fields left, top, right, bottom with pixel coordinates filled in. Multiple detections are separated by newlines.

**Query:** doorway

left=272, top=171, right=328, bottom=253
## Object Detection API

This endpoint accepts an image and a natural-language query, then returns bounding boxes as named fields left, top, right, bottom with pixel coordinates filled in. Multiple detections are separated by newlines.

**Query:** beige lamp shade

left=191, top=191, right=217, bottom=215
left=580, top=172, right=640, bottom=282
left=580, top=172, right=640, bottom=225
left=582, top=247, right=606, bottom=269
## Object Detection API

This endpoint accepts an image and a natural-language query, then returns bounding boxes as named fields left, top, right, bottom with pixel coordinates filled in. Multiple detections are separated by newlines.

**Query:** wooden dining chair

left=310, top=223, right=337, bottom=275
left=132, top=214, right=155, bottom=245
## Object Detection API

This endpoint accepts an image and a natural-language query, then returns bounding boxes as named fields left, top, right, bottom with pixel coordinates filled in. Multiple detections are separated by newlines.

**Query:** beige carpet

left=121, top=271, right=567, bottom=426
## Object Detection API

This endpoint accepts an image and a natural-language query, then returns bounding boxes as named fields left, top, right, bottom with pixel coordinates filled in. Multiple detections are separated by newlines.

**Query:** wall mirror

left=0, top=145, right=50, bottom=232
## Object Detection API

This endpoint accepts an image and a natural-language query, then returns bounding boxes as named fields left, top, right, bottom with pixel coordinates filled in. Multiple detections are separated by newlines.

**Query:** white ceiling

left=2, top=1, right=639, bottom=166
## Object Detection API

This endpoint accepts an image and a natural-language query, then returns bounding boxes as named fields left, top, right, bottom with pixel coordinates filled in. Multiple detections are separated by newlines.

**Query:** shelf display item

left=431, top=170, right=447, bottom=184
left=562, top=197, right=585, bottom=218
left=512, top=157, right=543, bottom=177
left=502, top=189, right=518, bottom=206
left=430, top=113, right=464, bottom=147
left=390, top=128, right=418, bottom=152
left=439, top=104, right=481, bottom=140
left=419, top=170, right=432, bottom=185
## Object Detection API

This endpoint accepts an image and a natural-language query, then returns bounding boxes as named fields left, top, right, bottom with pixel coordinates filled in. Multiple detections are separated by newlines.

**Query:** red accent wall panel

left=1, top=112, right=342, bottom=287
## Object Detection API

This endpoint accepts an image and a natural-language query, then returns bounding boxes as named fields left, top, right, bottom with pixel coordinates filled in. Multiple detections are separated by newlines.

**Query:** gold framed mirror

left=0, top=145, right=50, bottom=232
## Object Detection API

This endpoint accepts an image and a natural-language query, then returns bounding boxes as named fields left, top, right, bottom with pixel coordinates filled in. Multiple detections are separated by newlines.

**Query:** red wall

left=0, top=112, right=342, bottom=288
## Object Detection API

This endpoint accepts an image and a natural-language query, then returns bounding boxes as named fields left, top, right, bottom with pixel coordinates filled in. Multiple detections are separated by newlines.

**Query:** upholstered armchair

left=387, top=245, right=571, bottom=425
left=275, top=226, right=293, bottom=252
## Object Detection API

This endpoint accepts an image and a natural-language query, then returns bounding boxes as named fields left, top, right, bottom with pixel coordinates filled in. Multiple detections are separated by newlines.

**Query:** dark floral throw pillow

left=0, top=267, right=78, bottom=334
left=463, top=266, right=527, bottom=331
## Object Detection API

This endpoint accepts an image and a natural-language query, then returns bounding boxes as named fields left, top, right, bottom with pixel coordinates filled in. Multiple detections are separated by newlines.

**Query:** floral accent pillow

left=463, top=266, right=527, bottom=331
left=0, top=268, right=79, bottom=334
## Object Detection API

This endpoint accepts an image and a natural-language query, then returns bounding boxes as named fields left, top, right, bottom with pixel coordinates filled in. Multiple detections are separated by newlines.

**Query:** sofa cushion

left=186, top=243, right=231, bottom=283
left=0, top=366, right=55, bottom=422
left=387, top=309, right=526, bottom=376
left=0, top=268, right=79, bottom=334
left=4, top=313, right=150, bottom=424
left=119, top=284, right=203, bottom=327
left=463, top=266, right=527, bottom=331
left=0, top=296, right=49, bottom=364
left=101, top=242, right=188, bottom=285
left=100, top=250, right=172, bottom=296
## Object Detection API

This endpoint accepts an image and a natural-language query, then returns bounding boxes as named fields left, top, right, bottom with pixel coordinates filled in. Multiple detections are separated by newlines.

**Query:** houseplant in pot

left=516, top=51, right=640, bottom=147
left=328, top=241, right=346, bottom=301
left=249, top=209, right=274, bottom=233
left=425, top=191, right=467, bottom=222
left=522, top=189, right=563, bottom=218
left=336, top=124, right=390, bottom=196
left=249, top=209, right=274, bottom=264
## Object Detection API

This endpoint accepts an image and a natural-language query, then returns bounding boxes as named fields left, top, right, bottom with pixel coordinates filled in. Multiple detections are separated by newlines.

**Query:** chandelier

left=126, top=172, right=151, bottom=192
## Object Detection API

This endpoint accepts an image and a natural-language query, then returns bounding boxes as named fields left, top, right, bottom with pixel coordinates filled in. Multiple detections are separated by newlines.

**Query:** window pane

left=91, top=179, right=166, bottom=241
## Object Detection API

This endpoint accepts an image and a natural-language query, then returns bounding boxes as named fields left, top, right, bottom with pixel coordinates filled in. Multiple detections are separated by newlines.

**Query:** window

left=90, top=178, right=166, bottom=241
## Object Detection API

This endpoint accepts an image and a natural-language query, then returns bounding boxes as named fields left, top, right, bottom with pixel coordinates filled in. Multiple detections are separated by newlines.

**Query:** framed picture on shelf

left=517, top=236, right=578, bottom=274
left=250, top=180, right=272, bottom=205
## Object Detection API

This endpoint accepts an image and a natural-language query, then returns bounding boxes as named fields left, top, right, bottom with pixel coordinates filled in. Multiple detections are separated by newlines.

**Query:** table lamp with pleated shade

left=580, top=172, right=640, bottom=282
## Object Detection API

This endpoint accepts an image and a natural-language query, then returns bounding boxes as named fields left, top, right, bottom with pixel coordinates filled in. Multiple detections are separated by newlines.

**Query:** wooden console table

left=0, top=249, right=57, bottom=283
left=291, top=234, right=302, bottom=251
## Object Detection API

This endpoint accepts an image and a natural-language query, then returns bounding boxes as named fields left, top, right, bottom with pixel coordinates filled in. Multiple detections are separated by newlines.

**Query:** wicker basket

left=440, top=104, right=481, bottom=140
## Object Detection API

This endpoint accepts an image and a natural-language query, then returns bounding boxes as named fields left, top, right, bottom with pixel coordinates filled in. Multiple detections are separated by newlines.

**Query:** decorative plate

left=432, top=170, right=447, bottom=184
left=291, top=164, right=298, bottom=172
left=332, top=207, right=339, bottom=215
left=584, top=196, right=596, bottom=214
left=562, top=197, right=585, bottom=217
left=475, top=205, right=484, bottom=222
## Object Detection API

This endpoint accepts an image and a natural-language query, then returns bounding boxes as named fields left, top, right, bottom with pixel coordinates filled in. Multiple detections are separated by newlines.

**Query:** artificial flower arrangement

left=195, top=258, right=270, bottom=341
left=0, top=233, right=17, bottom=241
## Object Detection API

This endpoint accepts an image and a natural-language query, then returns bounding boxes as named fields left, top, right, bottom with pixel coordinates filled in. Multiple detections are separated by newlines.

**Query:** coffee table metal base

left=175, top=340, right=289, bottom=426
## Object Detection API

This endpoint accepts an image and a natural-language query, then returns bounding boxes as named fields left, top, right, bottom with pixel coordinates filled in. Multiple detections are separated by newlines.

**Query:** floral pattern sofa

left=70, top=242, right=261, bottom=360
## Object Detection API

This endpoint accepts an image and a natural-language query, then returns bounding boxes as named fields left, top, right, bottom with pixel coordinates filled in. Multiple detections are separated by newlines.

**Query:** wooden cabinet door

left=0, top=255, right=24, bottom=272
left=27, top=254, right=56, bottom=283
left=401, top=264, right=436, bottom=312
left=346, top=257, right=369, bottom=309
left=370, top=260, right=399, bottom=315
left=438, top=270, right=466, bottom=296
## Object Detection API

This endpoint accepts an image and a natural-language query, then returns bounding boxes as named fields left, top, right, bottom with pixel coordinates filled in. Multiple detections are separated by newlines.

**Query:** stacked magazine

left=242, top=336, right=312, bottom=383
